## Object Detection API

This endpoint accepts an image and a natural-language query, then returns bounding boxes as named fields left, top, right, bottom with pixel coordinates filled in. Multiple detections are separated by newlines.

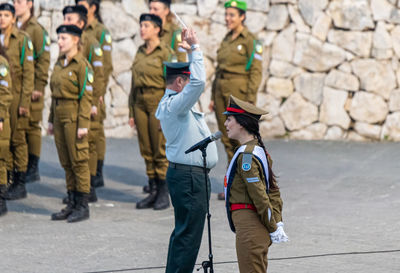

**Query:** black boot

left=0, top=185, right=7, bottom=217
left=26, top=154, right=40, bottom=183
left=51, top=191, right=75, bottom=220
left=92, top=160, right=104, bottom=188
left=67, top=191, right=90, bottom=223
left=5, top=171, right=27, bottom=200
left=143, top=184, right=150, bottom=193
left=88, top=176, right=98, bottom=203
left=153, top=179, right=170, bottom=210
left=136, top=178, right=157, bottom=209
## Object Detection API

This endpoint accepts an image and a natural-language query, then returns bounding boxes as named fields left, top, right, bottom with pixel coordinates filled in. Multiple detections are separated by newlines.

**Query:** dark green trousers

left=166, top=163, right=210, bottom=273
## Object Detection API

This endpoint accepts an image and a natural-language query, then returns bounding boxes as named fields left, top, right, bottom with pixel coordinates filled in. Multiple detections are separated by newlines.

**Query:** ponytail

left=233, top=114, right=279, bottom=190
left=255, top=132, right=279, bottom=190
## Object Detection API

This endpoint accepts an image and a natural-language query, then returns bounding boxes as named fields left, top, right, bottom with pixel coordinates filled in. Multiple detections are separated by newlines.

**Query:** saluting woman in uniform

left=128, top=14, right=173, bottom=211
left=149, top=0, right=186, bottom=62
left=0, top=45, right=13, bottom=217
left=48, top=25, right=93, bottom=223
left=14, top=0, right=51, bottom=183
left=223, top=95, right=288, bottom=273
left=0, top=3, right=34, bottom=200
left=76, top=0, right=112, bottom=188
left=211, top=0, right=263, bottom=200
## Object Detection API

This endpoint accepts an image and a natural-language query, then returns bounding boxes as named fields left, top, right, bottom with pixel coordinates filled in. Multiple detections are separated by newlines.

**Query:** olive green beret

left=224, top=0, right=247, bottom=12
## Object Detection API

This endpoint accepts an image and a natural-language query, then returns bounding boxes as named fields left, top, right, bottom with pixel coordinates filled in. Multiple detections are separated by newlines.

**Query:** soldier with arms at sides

left=76, top=0, right=112, bottom=188
left=0, top=45, right=13, bottom=216
left=223, top=96, right=288, bottom=272
left=129, top=14, right=173, bottom=210
left=48, top=24, right=94, bottom=223
left=0, top=3, right=34, bottom=200
left=14, top=0, right=51, bottom=183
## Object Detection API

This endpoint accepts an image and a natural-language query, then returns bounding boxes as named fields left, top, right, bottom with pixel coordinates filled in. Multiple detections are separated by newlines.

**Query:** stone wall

left=10, top=0, right=400, bottom=140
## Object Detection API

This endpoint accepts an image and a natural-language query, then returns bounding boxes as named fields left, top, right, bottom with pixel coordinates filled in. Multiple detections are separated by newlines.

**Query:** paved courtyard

left=1, top=137, right=399, bottom=273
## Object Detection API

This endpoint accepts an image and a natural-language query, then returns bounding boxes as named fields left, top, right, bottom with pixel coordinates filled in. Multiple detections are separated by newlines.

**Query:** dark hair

left=166, top=74, right=189, bottom=85
left=77, top=0, right=103, bottom=23
left=233, top=114, right=278, bottom=189
left=77, top=11, right=88, bottom=28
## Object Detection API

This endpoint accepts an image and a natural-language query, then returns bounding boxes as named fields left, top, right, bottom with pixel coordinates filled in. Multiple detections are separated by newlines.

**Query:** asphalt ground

left=1, top=137, right=400, bottom=273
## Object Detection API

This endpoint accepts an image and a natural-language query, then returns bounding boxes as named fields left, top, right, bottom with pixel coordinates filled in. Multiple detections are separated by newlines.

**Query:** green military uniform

left=129, top=42, right=172, bottom=183
left=223, top=95, right=286, bottom=273
left=162, top=21, right=186, bottom=62
left=0, top=56, right=12, bottom=186
left=5, top=27, right=34, bottom=173
left=81, top=31, right=105, bottom=178
left=0, top=56, right=12, bottom=215
left=84, top=18, right=113, bottom=163
left=21, top=16, right=51, bottom=181
left=212, top=26, right=263, bottom=161
left=49, top=52, right=93, bottom=195
left=230, top=140, right=276, bottom=273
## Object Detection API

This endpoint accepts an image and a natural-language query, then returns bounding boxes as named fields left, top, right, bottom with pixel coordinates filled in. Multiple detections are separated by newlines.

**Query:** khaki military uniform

left=162, top=21, right=186, bottom=62
left=21, top=16, right=51, bottom=158
left=128, top=42, right=172, bottom=180
left=5, top=27, right=35, bottom=172
left=229, top=139, right=280, bottom=273
left=0, top=56, right=13, bottom=185
left=81, top=32, right=105, bottom=176
left=84, top=19, right=113, bottom=161
left=212, top=27, right=262, bottom=161
left=49, top=53, right=93, bottom=194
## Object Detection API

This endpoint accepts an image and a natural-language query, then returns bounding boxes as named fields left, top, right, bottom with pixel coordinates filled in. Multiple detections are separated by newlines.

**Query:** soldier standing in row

left=149, top=0, right=186, bottom=63
left=129, top=14, right=172, bottom=210
left=76, top=0, right=112, bottom=188
left=62, top=5, right=105, bottom=203
left=0, top=46, right=13, bottom=217
left=210, top=0, right=263, bottom=200
left=223, top=96, right=288, bottom=272
left=0, top=3, right=34, bottom=200
left=48, top=24, right=93, bottom=223
left=14, top=0, right=51, bottom=183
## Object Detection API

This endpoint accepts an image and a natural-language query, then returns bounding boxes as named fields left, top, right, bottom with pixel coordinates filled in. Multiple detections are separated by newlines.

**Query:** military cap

left=149, top=0, right=171, bottom=7
left=224, top=0, right=247, bottom=11
left=56, top=24, right=83, bottom=37
left=63, top=5, right=88, bottom=16
left=163, top=62, right=190, bottom=77
left=223, top=95, right=267, bottom=120
left=140, top=13, right=163, bottom=29
left=0, top=3, right=15, bottom=15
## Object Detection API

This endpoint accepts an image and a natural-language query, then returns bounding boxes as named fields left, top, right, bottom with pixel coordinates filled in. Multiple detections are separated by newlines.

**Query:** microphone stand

left=197, top=146, right=214, bottom=273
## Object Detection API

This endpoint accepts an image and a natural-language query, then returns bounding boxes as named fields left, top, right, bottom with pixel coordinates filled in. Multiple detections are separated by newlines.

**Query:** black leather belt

left=169, top=162, right=210, bottom=173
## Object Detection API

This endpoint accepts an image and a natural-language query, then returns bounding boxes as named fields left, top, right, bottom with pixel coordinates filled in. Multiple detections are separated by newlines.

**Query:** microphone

left=185, top=131, right=222, bottom=154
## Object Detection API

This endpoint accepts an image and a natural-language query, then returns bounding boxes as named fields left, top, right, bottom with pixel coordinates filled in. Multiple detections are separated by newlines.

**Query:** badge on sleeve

left=94, top=46, right=103, bottom=57
left=105, top=33, right=112, bottom=44
left=88, top=70, right=94, bottom=83
left=255, top=41, right=263, bottom=54
left=45, top=35, right=51, bottom=45
left=27, top=40, right=34, bottom=51
left=242, top=153, right=253, bottom=172
left=0, top=64, right=8, bottom=77
left=176, top=31, right=182, bottom=43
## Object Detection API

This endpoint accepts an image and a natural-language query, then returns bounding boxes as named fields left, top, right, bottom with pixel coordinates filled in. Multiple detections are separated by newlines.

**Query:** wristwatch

left=191, top=44, right=200, bottom=51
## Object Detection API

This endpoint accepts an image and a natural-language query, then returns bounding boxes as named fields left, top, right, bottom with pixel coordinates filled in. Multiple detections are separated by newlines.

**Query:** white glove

left=270, top=223, right=289, bottom=244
